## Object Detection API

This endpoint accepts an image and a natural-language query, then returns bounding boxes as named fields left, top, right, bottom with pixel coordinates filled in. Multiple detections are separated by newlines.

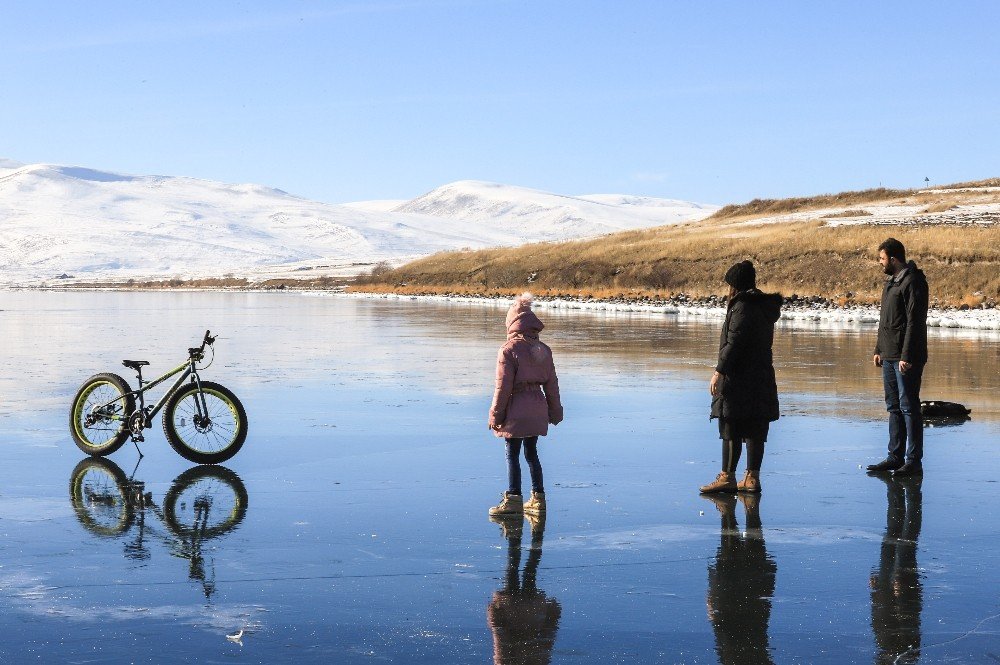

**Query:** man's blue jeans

left=882, top=360, right=924, bottom=463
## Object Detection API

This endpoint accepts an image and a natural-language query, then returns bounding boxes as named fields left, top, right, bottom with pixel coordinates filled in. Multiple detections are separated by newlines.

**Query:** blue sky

left=2, top=1, right=998, bottom=205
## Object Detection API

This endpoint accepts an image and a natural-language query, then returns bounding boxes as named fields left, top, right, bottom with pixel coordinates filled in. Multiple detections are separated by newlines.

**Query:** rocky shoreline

left=339, top=290, right=1000, bottom=332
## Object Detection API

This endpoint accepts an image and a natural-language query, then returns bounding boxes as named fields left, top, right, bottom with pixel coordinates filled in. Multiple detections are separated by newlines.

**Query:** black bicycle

left=70, top=330, right=248, bottom=464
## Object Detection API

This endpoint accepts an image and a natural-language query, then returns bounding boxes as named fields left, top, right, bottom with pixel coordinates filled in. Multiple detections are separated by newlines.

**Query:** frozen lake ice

left=1, top=291, right=998, bottom=663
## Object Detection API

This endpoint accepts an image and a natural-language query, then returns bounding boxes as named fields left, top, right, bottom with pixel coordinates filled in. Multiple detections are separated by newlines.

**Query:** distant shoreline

left=7, top=284, right=998, bottom=333
left=337, top=290, right=1000, bottom=333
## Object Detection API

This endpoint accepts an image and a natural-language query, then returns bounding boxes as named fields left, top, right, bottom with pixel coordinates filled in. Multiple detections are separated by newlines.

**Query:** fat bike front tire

left=163, top=465, right=249, bottom=539
left=162, top=381, right=248, bottom=464
left=70, top=373, right=135, bottom=456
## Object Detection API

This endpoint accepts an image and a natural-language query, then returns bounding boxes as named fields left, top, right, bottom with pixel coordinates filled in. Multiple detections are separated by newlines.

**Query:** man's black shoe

left=892, top=462, right=923, bottom=477
left=866, top=458, right=903, bottom=473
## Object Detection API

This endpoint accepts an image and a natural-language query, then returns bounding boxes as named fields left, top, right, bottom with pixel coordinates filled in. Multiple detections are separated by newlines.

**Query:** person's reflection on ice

left=487, top=514, right=561, bottom=665
left=703, top=493, right=776, bottom=665
left=870, top=476, right=922, bottom=664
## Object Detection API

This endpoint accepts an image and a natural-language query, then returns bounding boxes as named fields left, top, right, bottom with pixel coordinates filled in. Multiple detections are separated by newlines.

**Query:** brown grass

left=934, top=177, right=1000, bottom=189
left=822, top=209, right=872, bottom=219
left=708, top=187, right=910, bottom=221
left=922, top=202, right=958, bottom=213
left=960, top=293, right=986, bottom=308
left=352, top=221, right=1000, bottom=306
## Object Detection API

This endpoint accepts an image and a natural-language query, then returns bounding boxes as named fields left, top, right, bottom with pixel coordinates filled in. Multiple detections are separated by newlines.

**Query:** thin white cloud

left=15, top=0, right=488, bottom=54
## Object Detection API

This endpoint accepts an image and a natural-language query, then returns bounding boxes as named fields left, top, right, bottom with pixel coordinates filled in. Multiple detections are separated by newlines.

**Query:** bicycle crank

left=129, top=411, right=147, bottom=442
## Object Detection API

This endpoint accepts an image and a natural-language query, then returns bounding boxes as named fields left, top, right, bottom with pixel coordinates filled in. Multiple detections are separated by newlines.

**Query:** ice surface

left=0, top=292, right=997, bottom=663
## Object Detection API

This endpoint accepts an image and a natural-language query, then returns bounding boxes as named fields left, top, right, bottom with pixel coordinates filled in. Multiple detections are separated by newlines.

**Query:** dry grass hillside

left=352, top=180, right=1000, bottom=307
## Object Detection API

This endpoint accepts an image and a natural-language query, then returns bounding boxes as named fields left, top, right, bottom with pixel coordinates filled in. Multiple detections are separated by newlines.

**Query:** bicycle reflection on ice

left=69, top=458, right=248, bottom=599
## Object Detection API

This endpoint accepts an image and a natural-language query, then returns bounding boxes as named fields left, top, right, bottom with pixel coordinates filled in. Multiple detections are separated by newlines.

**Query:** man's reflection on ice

left=871, top=476, right=922, bottom=664
left=487, top=514, right=561, bottom=665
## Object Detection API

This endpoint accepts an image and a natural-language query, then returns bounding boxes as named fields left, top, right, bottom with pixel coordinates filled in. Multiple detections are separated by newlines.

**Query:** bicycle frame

left=93, top=355, right=209, bottom=434
left=131, top=356, right=209, bottom=426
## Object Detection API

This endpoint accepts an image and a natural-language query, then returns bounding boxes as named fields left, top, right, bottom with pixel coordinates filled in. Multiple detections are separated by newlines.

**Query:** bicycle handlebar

left=189, top=330, right=217, bottom=358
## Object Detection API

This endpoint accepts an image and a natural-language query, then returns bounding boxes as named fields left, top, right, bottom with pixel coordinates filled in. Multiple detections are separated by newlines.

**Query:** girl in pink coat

left=488, top=293, right=563, bottom=517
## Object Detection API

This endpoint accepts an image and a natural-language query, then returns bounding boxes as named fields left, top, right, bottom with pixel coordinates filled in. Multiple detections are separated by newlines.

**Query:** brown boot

left=525, top=511, right=546, bottom=538
left=737, top=491, right=761, bottom=513
left=489, top=514, right=524, bottom=539
left=701, top=493, right=737, bottom=516
left=699, top=471, right=737, bottom=494
left=737, top=470, right=761, bottom=494
left=488, top=492, right=523, bottom=517
left=523, top=491, right=546, bottom=515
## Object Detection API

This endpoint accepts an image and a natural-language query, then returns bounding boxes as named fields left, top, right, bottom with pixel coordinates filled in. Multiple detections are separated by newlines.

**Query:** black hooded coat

left=874, top=260, right=929, bottom=365
left=711, top=289, right=783, bottom=422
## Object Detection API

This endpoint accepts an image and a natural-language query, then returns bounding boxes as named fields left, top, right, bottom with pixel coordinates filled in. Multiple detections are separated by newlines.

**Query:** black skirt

left=718, top=417, right=769, bottom=442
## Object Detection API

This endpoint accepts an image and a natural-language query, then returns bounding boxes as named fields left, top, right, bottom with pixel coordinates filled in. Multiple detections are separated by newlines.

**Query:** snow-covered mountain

left=0, top=161, right=717, bottom=285
left=393, top=180, right=716, bottom=240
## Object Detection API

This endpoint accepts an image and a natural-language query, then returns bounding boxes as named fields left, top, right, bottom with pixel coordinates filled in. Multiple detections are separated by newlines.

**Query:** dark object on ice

left=920, top=400, right=971, bottom=427
left=920, top=400, right=970, bottom=417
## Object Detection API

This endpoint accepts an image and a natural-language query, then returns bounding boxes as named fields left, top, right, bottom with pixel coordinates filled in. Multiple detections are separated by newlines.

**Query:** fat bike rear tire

left=68, top=457, right=134, bottom=537
left=70, top=373, right=135, bottom=456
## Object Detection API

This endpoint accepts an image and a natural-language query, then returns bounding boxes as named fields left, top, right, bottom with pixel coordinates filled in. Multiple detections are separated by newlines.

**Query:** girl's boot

left=737, top=470, right=761, bottom=494
left=523, top=491, right=546, bottom=515
left=488, top=492, right=523, bottom=517
left=699, top=471, right=737, bottom=494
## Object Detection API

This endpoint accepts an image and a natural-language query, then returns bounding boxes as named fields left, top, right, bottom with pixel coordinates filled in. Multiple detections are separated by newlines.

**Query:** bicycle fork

left=190, top=372, right=212, bottom=430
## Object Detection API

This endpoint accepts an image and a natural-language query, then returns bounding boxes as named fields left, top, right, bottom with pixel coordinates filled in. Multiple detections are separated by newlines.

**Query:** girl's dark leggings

left=723, top=438, right=765, bottom=473
left=506, top=436, right=543, bottom=496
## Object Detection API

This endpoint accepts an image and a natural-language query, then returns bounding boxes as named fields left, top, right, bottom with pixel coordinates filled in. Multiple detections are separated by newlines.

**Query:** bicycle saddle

left=122, top=360, right=150, bottom=370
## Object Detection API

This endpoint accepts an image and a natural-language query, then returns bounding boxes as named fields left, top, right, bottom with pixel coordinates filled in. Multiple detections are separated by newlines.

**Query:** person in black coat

left=701, top=260, right=782, bottom=494
left=867, top=238, right=929, bottom=478
left=703, top=493, right=777, bottom=665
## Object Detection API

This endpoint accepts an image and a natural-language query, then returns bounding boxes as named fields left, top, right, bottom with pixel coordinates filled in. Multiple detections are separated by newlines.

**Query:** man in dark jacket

left=867, top=238, right=929, bottom=477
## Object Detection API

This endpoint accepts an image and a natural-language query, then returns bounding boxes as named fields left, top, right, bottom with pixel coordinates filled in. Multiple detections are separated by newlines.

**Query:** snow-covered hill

left=394, top=180, right=715, bottom=240
left=0, top=161, right=716, bottom=285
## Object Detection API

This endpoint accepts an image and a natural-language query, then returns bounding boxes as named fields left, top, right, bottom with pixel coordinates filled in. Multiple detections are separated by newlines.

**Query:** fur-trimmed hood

left=505, top=293, right=544, bottom=338
left=729, top=288, right=783, bottom=323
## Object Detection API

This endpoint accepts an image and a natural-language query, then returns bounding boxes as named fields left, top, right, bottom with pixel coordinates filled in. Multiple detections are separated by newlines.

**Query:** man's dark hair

left=878, top=237, right=906, bottom=263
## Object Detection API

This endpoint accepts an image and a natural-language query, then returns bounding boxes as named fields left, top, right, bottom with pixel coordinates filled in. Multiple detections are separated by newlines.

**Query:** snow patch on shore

left=339, top=291, right=1000, bottom=334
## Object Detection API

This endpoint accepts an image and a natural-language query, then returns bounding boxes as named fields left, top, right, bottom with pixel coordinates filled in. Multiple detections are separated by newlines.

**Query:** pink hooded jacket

left=488, top=295, right=563, bottom=439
